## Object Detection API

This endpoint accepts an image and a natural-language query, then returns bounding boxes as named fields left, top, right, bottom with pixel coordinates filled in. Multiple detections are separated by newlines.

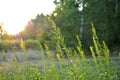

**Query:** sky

left=0, top=0, right=55, bottom=34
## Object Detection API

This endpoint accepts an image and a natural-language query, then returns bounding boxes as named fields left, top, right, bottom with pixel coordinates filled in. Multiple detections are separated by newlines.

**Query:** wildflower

left=20, top=38, right=25, bottom=50
left=56, top=53, right=61, bottom=60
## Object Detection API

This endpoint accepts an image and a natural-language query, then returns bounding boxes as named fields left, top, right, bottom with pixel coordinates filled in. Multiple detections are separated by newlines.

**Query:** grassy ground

left=0, top=50, right=119, bottom=80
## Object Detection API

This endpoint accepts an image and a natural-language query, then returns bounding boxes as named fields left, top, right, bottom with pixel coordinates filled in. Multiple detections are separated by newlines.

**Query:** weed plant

left=0, top=21, right=119, bottom=80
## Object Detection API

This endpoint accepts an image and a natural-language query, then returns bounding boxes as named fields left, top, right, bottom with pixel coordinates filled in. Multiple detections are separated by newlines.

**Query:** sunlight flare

left=0, top=0, right=55, bottom=35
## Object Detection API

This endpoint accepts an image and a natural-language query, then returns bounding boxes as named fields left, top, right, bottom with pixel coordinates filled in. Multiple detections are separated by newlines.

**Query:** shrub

left=0, top=40, right=20, bottom=51
left=24, top=39, right=39, bottom=49
left=0, top=39, right=39, bottom=51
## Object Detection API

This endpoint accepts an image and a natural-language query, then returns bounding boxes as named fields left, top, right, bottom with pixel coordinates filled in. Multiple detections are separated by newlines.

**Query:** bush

left=24, top=39, right=39, bottom=49
left=0, top=40, right=20, bottom=51
left=0, top=39, right=39, bottom=51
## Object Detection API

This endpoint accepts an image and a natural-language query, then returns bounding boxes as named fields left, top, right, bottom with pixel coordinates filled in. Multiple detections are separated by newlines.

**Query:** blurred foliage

left=21, top=13, right=51, bottom=40
left=24, top=39, right=39, bottom=49
left=0, top=0, right=120, bottom=53
left=51, top=0, right=120, bottom=51
left=0, top=39, right=40, bottom=51
left=0, top=40, right=20, bottom=51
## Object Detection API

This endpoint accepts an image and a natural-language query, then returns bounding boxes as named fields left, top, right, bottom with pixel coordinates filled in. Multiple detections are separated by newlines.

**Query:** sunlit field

left=0, top=0, right=120, bottom=80
left=0, top=21, right=119, bottom=80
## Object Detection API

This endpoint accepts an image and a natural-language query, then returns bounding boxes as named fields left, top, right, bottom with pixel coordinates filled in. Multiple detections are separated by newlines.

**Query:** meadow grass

left=0, top=52, right=119, bottom=80
left=0, top=22, right=120, bottom=80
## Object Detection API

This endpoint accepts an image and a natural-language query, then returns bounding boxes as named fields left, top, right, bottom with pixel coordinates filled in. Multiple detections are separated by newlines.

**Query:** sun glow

left=2, top=19, right=28, bottom=35
left=0, top=0, right=55, bottom=35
